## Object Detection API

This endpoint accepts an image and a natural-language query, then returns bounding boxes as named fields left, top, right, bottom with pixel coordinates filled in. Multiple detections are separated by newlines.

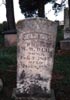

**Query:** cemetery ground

left=0, top=26, right=70, bottom=100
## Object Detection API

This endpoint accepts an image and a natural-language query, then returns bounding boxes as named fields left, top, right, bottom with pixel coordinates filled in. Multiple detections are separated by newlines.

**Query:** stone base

left=64, top=27, right=70, bottom=39
left=12, top=89, right=55, bottom=100
left=60, top=39, right=70, bottom=50
left=4, top=34, right=17, bottom=47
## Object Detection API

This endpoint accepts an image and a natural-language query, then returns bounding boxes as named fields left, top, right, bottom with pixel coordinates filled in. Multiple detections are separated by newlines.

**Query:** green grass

left=53, top=54, right=70, bottom=99
left=0, top=46, right=17, bottom=70
left=54, top=54, right=70, bottom=83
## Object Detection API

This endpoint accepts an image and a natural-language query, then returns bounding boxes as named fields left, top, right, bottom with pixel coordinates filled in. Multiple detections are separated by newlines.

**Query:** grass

left=53, top=54, right=70, bottom=100
left=0, top=46, right=17, bottom=70
left=54, top=54, right=70, bottom=83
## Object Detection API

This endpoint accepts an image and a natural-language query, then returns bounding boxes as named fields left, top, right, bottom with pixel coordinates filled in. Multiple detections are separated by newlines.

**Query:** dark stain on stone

left=35, top=74, right=49, bottom=82
left=20, top=80, right=24, bottom=84
left=24, top=84, right=51, bottom=97
left=46, top=42, right=52, bottom=48
left=29, top=84, right=44, bottom=96
left=19, top=70, right=25, bottom=80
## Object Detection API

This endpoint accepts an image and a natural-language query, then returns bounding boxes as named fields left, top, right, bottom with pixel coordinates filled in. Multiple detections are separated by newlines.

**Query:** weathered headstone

left=60, top=8, right=70, bottom=50
left=64, top=8, right=70, bottom=39
left=3, top=30, right=17, bottom=47
left=16, top=18, right=57, bottom=100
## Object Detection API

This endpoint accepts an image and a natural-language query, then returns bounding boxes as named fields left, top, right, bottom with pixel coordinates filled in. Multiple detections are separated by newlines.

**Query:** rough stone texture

left=16, top=18, right=57, bottom=96
left=60, top=40, right=70, bottom=50
left=15, top=91, right=55, bottom=100
left=64, top=8, right=70, bottom=39
left=64, top=8, right=69, bottom=28
left=4, top=34, right=17, bottom=47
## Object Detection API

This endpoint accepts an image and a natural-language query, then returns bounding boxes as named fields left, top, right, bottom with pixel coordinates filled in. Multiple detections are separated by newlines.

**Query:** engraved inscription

left=19, top=33, right=53, bottom=69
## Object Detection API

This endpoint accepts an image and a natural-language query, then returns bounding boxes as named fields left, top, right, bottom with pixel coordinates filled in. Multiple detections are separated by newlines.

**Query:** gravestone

left=3, top=30, right=17, bottom=47
left=60, top=8, right=70, bottom=50
left=64, top=8, right=70, bottom=39
left=16, top=18, right=57, bottom=100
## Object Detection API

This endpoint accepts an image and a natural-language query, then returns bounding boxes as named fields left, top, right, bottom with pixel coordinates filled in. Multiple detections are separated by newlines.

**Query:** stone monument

left=64, top=8, right=70, bottom=39
left=16, top=18, right=57, bottom=100
left=2, top=30, right=17, bottom=47
left=60, top=8, right=70, bottom=50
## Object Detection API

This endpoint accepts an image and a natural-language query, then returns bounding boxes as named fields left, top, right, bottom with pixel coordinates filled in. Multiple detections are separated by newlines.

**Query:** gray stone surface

left=64, top=8, right=70, bottom=39
left=64, top=8, right=69, bottom=28
left=64, top=28, right=70, bottom=39
left=60, top=8, right=70, bottom=50
left=16, top=18, right=57, bottom=96
left=60, top=39, right=70, bottom=50
left=4, top=34, right=17, bottom=47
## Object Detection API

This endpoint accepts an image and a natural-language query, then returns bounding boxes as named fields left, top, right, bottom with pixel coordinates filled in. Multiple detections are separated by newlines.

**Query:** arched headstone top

left=16, top=17, right=58, bottom=34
